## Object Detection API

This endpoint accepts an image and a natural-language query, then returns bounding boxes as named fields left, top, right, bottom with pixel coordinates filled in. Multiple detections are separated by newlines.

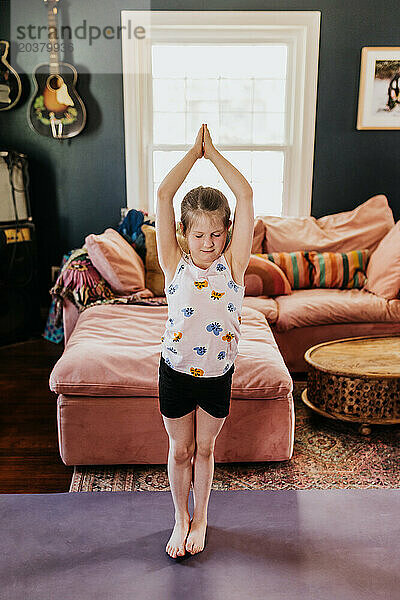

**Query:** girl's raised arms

left=203, top=125, right=254, bottom=272
left=156, top=125, right=205, bottom=279
left=155, top=124, right=254, bottom=279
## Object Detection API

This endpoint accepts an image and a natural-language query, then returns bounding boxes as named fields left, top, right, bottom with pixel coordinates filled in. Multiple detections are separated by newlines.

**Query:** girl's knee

left=195, top=440, right=215, bottom=458
left=170, top=440, right=196, bottom=463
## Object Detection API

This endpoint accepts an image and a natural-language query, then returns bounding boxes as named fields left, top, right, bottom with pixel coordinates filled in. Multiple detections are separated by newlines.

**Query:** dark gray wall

left=1, top=0, right=399, bottom=307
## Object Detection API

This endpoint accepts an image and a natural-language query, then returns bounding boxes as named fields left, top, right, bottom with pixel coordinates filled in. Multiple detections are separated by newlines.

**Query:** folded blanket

left=79, top=294, right=168, bottom=314
left=49, top=246, right=167, bottom=329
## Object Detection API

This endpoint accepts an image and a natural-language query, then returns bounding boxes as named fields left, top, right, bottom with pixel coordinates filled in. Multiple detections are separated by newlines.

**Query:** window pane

left=254, top=79, right=286, bottom=112
left=220, top=78, right=253, bottom=112
left=252, top=151, right=284, bottom=182
left=220, top=112, right=252, bottom=144
left=154, top=151, right=186, bottom=183
left=151, top=44, right=287, bottom=214
left=153, top=113, right=185, bottom=144
left=223, top=151, right=252, bottom=181
left=187, top=78, right=219, bottom=101
left=152, top=45, right=287, bottom=79
left=153, top=78, right=185, bottom=111
left=152, top=44, right=288, bottom=145
left=252, top=181, right=283, bottom=217
left=253, top=113, right=285, bottom=144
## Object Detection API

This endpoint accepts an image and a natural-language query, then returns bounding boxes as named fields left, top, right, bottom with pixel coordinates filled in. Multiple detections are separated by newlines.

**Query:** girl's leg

left=162, top=410, right=196, bottom=558
left=185, top=405, right=226, bottom=554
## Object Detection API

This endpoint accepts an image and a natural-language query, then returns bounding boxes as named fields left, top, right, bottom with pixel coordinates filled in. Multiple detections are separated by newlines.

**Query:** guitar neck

left=47, top=2, right=60, bottom=74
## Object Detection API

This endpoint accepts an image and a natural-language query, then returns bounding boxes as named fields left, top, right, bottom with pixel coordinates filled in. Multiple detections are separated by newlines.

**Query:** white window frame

left=121, top=10, right=320, bottom=217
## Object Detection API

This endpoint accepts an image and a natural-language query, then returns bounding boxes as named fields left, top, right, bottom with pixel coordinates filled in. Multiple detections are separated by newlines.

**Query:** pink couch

left=49, top=194, right=400, bottom=466
left=245, top=194, right=400, bottom=370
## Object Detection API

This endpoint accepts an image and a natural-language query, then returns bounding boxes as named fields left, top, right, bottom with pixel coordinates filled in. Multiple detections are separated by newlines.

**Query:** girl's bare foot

left=185, top=517, right=207, bottom=554
left=166, top=515, right=191, bottom=558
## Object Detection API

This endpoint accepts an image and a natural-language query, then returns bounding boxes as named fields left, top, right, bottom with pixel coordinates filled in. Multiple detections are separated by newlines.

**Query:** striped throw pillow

left=257, top=252, right=314, bottom=289
left=256, top=250, right=370, bottom=289
left=308, top=250, right=370, bottom=289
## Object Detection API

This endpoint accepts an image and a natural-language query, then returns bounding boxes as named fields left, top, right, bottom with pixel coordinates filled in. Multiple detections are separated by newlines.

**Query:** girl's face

left=183, top=213, right=231, bottom=267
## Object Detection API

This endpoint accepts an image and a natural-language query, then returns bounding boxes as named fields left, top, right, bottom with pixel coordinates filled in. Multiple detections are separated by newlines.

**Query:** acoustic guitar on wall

left=0, top=40, right=22, bottom=111
left=28, top=0, right=86, bottom=139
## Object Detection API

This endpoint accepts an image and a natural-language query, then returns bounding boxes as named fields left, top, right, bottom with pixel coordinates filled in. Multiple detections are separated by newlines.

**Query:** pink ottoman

left=49, top=302, right=294, bottom=465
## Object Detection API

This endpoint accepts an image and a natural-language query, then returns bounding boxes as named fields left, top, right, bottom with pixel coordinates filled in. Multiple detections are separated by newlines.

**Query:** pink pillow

left=251, top=218, right=265, bottom=254
left=85, top=228, right=151, bottom=296
left=244, top=254, right=291, bottom=296
left=259, top=195, right=394, bottom=254
left=365, top=221, right=400, bottom=300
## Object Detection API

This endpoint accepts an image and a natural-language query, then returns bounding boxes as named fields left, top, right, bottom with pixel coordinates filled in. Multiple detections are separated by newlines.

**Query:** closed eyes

left=195, top=234, right=221, bottom=238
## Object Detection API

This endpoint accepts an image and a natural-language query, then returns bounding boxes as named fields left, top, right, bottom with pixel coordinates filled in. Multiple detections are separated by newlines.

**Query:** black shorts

left=158, top=355, right=235, bottom=419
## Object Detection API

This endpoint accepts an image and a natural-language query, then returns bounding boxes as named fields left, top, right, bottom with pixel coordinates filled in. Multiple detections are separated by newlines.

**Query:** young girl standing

left=156, top=124, right=254, bottom=559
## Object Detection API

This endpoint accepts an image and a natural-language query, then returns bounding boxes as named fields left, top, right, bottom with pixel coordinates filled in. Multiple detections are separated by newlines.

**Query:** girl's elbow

left=237, top=189, right=253, bottom=202
left=157, top=185, right=166, bottom=198
left=241, top=184, right=253, bottom=200
left=157, top=189, right=171, bottom=202
left=157, top=188, right=172, bottom=202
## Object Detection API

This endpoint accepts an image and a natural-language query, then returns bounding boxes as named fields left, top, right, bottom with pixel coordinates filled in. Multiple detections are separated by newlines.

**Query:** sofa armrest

left=63, top=298, right=79, bottom=345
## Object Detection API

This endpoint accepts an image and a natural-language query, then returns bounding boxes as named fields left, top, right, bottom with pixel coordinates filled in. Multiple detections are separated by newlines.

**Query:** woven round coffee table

left=301, top=335, right=400, bottom=435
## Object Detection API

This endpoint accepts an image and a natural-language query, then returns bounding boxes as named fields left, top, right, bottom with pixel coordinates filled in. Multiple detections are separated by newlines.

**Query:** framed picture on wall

left=356, top=46, right=400, bottom=130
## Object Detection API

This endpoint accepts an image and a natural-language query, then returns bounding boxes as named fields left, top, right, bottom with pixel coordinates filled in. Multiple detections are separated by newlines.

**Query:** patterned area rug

left=69, top=381, right=400, bottom=492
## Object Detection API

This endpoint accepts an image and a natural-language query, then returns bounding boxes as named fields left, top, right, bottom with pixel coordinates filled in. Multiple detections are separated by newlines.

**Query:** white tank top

left=161, top=251, right=245, bottom=377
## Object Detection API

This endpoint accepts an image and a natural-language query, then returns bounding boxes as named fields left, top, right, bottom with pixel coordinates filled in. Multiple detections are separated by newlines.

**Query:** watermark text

left=16, top=20, right=146, bottom=46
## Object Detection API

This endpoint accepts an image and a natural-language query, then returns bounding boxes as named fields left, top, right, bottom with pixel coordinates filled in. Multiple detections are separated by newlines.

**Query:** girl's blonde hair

left=180, top=186, right=231, bottom=236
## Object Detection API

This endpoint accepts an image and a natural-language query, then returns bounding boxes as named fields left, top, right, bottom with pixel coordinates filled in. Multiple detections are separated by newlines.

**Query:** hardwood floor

left=0, top=335, right=307, bottom=494
left=0, top=337, right=74, bottom=493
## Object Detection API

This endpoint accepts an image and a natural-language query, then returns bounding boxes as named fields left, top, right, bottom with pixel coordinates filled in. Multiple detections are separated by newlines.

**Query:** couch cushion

left=259, top=250, right=369, bottom=289
left=243, top=296, right=279, bottom=323
left=85, top=228, right=147, bottom=295
left=251, top=218, right=266, bottom=253
left=309, top=249, right=369, bottom=289
left=365, top=221, right=400, bottom=300
left=273, top=288, right=400, bottom=331
left=49, top=304, right=292, bottom=399
left=244, top=254, right=292, bottom=296
left=259, top=251, right=314, bottom=289
left=259, top=195, right=394, bottom=254
left=141, top=224, right=166, bottom=296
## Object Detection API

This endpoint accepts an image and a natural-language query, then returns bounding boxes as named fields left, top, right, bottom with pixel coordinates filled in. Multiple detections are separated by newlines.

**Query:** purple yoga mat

left=1, top=489, right=399, bottom=599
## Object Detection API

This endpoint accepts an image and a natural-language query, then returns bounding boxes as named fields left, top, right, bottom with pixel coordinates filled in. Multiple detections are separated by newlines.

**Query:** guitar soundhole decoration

left=47, top=75, right=62, bottom=91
